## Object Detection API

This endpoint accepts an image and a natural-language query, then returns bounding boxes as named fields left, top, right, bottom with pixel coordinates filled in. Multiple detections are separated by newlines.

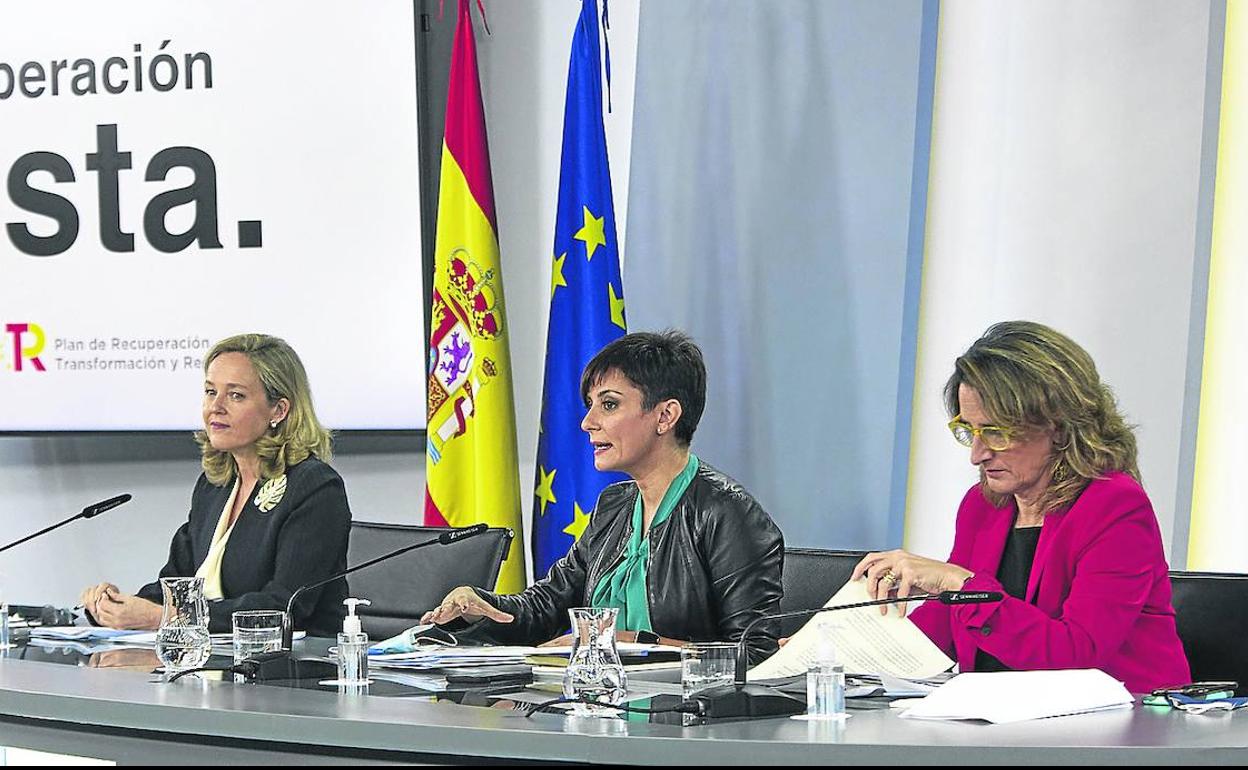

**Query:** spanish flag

left=424, top=0, right=526, bottom=592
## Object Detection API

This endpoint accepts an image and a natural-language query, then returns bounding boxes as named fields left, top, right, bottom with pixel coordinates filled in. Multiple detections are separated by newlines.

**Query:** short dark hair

left=579, top=330, right=707, bottom=445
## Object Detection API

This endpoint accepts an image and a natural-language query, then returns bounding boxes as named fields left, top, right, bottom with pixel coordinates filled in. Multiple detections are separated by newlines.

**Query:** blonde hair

left=943, top=321, right=1140, bottom=513
left=195, top=334, right=333, bottom=485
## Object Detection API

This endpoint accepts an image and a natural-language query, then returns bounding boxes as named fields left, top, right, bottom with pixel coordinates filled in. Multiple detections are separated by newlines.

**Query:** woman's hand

left=851, top=549, right=973, bottom=617
left=420, top=586, right=514, bottom=626
left=90, top=591, right=162, bottom=630
left=79, top=582, right=121, bottom=622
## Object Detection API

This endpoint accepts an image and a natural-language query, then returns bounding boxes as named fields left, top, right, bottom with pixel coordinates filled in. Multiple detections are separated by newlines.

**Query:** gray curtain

left=624, top=0, right=935, bottom=550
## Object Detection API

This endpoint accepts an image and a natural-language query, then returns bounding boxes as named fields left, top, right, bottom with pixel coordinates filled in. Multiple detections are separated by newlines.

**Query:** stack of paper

left=367, top=641, right=681, bottom=672
left=26, top=627, right=148, bottom=654
left=29, top=627, right=145, bottom=642
left=369, top=645, right=537, bottom=670
left=524, top=642, right=681, bottom=670
left=898, top=669, right=1133, bottom=723
left=747, top=579, right=954, bottom=681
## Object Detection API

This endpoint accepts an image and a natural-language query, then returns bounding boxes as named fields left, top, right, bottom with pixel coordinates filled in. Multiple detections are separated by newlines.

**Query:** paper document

left=30, top=627, right=145, bottom=642
left=747, top=578, right=953, bottom=681
left=368, top=642, right=679, bottom=670
left=879, top=673, right=938, bottom=697
left=30, top=628, right=302, bottom=650
left=899, top=669, right=1133, bottom=723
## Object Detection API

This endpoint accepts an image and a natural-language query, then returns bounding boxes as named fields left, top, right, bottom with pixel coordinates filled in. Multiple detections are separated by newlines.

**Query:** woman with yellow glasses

left=852, top=321, right=1189, bottom=692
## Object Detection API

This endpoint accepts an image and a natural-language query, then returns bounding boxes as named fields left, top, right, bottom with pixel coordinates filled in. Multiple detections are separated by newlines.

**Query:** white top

left=194, top=478, right=241, bottom=601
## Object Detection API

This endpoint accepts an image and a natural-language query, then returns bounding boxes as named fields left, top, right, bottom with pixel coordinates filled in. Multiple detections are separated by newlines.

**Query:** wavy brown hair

left=944, top=321, right=1140, bottom=513
left=195, top=334, right=333, bottom=486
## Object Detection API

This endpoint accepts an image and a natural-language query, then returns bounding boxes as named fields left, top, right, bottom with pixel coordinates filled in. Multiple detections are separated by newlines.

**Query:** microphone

left=439, top=525, right=488, bottom=545
left=279, top=523, right=491, bottom=649
left=0, top=494, right=133, bottom=556
left=82, top=494, right=132, bottom=519
left=935, top=590, right=1003, bottom=605
left=693, top=588, right=1003, bottom=719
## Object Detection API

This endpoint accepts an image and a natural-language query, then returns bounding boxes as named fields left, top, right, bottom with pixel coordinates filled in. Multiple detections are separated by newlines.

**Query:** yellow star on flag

left=535, top=466, right=557, bottom=517
left=551, top=252, right=568, bottom=297
left=609, top=283, right=626, bottom=330
left=573, top=205, right=607, bottom=261
left=563, top=501, right=591, bottom=541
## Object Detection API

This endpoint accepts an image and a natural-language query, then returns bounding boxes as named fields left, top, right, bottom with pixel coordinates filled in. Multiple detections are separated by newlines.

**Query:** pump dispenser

left=336, top=598, right=371, bottom=685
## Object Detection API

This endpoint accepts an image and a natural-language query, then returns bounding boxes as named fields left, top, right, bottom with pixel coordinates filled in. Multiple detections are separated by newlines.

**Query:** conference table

left=0, top=640, right=1245, bottom=765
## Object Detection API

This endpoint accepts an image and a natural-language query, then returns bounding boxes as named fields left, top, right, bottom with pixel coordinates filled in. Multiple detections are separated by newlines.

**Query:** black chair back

left=1170, top=570, right=1248, bottom=695
left=346, top=522, right=513, bottom=640
left=779, top=548, right=869, bottom=637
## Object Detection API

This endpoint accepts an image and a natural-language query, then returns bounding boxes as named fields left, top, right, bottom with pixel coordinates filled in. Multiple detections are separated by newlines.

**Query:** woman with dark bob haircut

left=852, top=321, right=1189, bottom=692
left=424, top=330, right=785, bottom=663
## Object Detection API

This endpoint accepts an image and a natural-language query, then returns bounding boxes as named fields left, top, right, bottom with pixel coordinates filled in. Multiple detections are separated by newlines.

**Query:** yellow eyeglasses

left=948, top=415, right=1016, bottom=451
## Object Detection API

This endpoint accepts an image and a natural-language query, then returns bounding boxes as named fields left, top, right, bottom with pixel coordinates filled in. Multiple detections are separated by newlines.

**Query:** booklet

left=747, top=578, right=954, bottom=681
left=898, top=669, right=1133, bottom=723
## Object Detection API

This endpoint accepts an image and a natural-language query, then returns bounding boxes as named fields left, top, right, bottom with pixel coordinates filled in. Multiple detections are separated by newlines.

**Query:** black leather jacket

left=472, top=461, right=784, bottom=664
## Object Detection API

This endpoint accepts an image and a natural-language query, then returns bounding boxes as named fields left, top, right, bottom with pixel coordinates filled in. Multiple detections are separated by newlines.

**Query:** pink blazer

left=911, top=472, right=1190, bottom=693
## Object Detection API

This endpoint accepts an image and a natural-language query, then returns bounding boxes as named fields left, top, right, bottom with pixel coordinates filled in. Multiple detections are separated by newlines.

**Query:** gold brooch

left=254, top=474, right=287, bottom=513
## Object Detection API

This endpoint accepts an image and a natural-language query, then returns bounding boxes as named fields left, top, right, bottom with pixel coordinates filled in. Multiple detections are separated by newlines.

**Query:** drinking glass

left=680, top=642, right=737, bottom=698
left=232, top=610, right=285, bottom=664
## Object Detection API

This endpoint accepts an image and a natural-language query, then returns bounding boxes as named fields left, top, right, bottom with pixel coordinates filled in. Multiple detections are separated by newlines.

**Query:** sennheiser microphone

left=439, top=524, right=489, bottom=545
left=279, top=523, right=492, bottom=649
left=693, top=588, right=1003, bottom=719
left=0, top=493, right=134, bottom=555
left=935, top=590, right=1003, bottom=605
left=81, top=494, right=132, bottom=519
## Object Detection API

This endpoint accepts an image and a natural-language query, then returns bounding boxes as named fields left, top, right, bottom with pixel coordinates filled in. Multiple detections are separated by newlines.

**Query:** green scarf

left=590, top=454, right=699, bottom=632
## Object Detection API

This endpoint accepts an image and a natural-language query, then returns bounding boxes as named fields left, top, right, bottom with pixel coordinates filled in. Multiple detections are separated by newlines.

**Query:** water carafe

left=155, top=577, right=211, bottom=674
left=562, top=607, right=627, bottom=715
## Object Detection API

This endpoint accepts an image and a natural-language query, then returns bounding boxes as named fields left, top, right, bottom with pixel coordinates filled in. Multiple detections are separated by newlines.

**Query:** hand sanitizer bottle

left=806, top=618, right=845, bottom=719
left=337, top=598, right=371, bottom=685
left=0, top=594, right=10, bottom=650
left=0, top=580, right=12, bottom=651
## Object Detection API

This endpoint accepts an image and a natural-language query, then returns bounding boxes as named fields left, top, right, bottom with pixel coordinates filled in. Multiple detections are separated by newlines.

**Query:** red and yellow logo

left=3, top=323, right=47, bottom=372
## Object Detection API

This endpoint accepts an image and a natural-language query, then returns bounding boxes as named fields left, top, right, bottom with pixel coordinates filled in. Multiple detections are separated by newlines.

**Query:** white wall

left=0, top=0, right=640, bottom=605
left=904, top=0, right=1214, bottom=561
left=1189, top=0, right=1247, bottom=571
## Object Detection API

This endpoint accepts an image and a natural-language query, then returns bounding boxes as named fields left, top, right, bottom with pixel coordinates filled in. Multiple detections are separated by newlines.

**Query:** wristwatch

left=635, top=630, right=660, bottom=644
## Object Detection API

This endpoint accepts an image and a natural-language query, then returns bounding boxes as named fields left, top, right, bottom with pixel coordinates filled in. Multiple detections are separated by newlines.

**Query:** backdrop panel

left=0, top=0, right=427, bottom=430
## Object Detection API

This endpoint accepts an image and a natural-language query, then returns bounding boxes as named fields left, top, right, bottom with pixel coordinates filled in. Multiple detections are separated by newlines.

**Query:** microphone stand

left=280, top=523, right=490, bottom=649
left=223, top=524, right=491, bottom=685
left=0, top=494, right=132, bottom=555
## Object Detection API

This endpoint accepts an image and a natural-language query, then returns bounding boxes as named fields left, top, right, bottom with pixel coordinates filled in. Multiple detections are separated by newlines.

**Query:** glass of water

left=681, top=641, right=738, bottom=699
left=232, top=610, right=285, bottom=664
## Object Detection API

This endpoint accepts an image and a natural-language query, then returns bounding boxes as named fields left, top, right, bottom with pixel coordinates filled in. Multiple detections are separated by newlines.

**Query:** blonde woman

left=80, top=334, right=351, bottom=637
left=853, top=321, right=1189, bottom=693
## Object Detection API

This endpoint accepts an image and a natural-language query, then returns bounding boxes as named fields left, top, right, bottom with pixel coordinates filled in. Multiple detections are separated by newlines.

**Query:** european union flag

left=532, top=0, right=627, bottom=579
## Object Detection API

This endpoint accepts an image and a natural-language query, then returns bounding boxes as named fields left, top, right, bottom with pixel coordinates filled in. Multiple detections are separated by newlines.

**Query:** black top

left=134, top=456, right=352, bottom=637
left=975, top=524, right=1042, bottom=673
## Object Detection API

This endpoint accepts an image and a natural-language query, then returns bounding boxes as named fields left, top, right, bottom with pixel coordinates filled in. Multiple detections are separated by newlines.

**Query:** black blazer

left=472, top=461, right=785, bottom=664
left=136, top=456, right=352, bottom=637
